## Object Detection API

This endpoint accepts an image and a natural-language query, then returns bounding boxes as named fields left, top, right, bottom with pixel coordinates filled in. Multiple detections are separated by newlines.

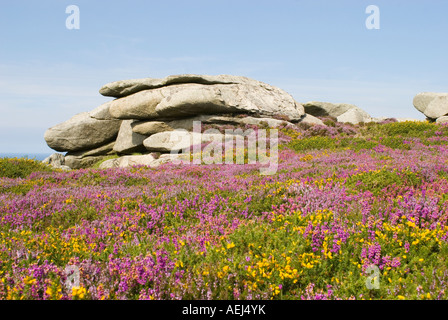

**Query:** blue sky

left=1, top=0, right=447, bottom=153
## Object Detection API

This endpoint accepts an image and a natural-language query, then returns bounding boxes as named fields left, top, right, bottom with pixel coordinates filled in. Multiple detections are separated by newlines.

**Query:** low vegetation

left=1, top=120, right=448, bottom=300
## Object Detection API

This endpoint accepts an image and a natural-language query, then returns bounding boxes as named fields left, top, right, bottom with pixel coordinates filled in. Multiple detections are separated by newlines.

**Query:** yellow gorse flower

left=71, top=286, right=87, bottom=299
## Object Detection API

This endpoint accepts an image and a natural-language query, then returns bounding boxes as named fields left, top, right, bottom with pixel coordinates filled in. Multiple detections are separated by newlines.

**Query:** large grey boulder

left=44, top=102, right=121, bottom=152
left=413, top=93, right=448, bottom=119
left=303, top=101, right=372, bottom=124
left=107, top=75, right=305, bottom=121
left=113, top=120, right=148, bottom=154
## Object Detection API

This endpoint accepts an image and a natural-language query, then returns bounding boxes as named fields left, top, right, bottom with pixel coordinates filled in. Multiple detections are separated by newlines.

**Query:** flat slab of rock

left=66, top=141, right=116, bottom=158
left=98, top=153, right=188, bottom=169
left=209, top=116, right=294, bottom=128
left=44, top=102, right=121, bottom=152
left=132, top=121, right=175, bottom=135
left=413, top=92, right=448, bottom=119
left=99, top=74, right=248, bottom=98
left=143, top=130, right=241, bottom=152
left=132, top=115, right=295, bottom=136
left=99, top=154, right=156, bottom=169
left=107, top=76, right=304, bottom=121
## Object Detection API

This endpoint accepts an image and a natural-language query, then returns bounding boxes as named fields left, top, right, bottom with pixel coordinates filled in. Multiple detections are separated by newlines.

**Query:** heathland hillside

left=1, top=119, right=448, bottom=300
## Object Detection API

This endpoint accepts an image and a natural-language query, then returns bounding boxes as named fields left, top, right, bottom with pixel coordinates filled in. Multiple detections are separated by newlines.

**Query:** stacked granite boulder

left=413, top=92, right=448, bottom=123
left=44, top=74, right=325, bottom=169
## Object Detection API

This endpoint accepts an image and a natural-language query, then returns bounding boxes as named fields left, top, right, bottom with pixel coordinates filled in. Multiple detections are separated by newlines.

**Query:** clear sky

left=1, top=0, right=447, bottom=153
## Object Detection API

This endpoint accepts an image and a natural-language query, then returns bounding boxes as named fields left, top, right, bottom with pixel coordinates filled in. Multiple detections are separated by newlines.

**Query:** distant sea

left=0, top=153, right=53, bottom=161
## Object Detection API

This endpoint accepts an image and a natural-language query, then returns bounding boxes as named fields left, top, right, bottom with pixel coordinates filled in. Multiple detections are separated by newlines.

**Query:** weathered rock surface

left=64, top=155, right=107, bottom=169
left=132, top=114, right=295, bottom=136
left=143, top=130, right=241, bottom=152
left=336, top=108, right=372, bottom=125
left=107, top=76, right=305, bottom=121
left=303, top=101, right=353, bottom=118
left=149, top=154, right=189, bottom=167
left=303, top=101, right=372, bottom=124
left=206, top=116, right=294, bottom=128
left=99, top=154, right=156, bottom=169
left=66, top=141, right=116, bottom=158
left=113, top=120, right=148, bottom=154
left=436, top=116, right=448, bottom=124
left=42, top=153, right=71, bottom=170
left=42, top=153, right=65, bottom=167
left=44, top=102, right=121, bottom=152
left=101, top=74, right=276, bottom=98
left=98, top=153, right=188, bottom=169
left=132, top=121, right=175, bottom=135
left=413, top=93, right=448, bottom=119
left=298, top=114, right=325, bottom=126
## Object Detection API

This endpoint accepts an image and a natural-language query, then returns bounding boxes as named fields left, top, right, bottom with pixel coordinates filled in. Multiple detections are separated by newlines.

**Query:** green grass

left=287, top=121, right=448, bottom=153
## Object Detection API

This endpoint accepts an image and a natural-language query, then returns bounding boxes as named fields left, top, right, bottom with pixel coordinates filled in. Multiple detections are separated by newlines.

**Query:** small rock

left=42, top=153, right=65, bottom=168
